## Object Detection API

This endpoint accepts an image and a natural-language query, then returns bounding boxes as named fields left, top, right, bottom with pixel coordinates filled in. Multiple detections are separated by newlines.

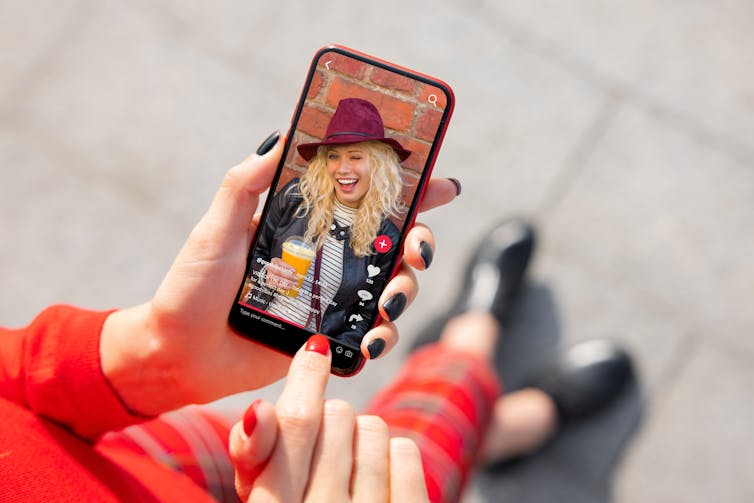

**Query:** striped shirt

left=267, top=200, right=357, bottom=330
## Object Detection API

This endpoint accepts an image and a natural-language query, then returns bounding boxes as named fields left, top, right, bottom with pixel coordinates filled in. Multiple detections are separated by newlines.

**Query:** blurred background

left=1, top=1, right=753, bottom=501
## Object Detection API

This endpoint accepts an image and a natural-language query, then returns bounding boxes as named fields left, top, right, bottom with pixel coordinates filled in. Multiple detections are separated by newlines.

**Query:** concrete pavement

left=2, top=1, right=753, bottom=501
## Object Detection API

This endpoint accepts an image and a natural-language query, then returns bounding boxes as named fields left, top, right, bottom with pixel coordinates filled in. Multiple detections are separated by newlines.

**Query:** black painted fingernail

left=367, top=338, right=386, bottom=359
left=256, top=131, right=280, bottom=156
left=382, top=293, right=407, bottom=322
left=419, top=241, right=434, bottom=269
left=448, top=178, right=462, bottom=196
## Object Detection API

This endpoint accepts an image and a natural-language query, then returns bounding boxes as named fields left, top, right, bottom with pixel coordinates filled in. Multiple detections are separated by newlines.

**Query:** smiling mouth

left=337, top=178, right=358, bottom=186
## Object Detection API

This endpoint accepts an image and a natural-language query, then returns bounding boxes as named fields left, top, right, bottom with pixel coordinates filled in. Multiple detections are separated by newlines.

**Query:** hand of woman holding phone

left=265, top=258, right=299, bottom=292
left=98, top=133, right=459, bottom=416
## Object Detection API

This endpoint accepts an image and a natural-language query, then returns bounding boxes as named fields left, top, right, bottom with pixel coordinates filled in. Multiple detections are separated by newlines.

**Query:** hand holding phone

left=230, top=45, right=455, bottom=376
left=265, top=257, right=299, bottom=294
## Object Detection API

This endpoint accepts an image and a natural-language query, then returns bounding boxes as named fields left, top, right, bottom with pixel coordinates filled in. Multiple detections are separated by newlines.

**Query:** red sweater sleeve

left=0, top=305, right=147, bottom=441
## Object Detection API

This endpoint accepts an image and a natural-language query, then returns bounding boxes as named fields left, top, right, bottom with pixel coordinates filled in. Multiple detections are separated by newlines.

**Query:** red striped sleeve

left=365, top=344, right=501, bottom=503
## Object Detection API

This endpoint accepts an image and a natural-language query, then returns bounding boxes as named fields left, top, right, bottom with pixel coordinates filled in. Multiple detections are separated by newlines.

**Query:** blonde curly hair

left=293, top=140, right=406, bottom=257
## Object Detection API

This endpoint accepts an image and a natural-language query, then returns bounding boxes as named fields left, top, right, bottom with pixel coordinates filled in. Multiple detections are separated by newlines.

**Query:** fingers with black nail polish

left=419, top=241, right=434, bottom=269
left=447, top=178, right=462, bottom=196
left=382, top=293, right=407, bottom=322
left=367, top=338, right=386, bottom=359
left=256, top=131, right=280, bottom=156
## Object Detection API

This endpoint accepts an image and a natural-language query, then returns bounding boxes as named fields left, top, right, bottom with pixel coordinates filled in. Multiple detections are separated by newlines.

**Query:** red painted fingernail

left=243, top=399, right=261, bottom=437
left=305, top=334, right=330, bottom=355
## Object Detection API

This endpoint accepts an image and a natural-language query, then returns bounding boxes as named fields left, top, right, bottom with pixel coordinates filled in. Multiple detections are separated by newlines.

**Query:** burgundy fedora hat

left=297, top=98, right=411, bottom=162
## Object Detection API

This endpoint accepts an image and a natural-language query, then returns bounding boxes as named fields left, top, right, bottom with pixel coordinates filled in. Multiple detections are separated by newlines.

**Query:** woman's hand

left=229, top=335, right=429, bottom=503
left=265, top=258, right=299, bottom=292
left=101, top=132, right=291, bottom=415
left=100, top=132, right=460, bottom=416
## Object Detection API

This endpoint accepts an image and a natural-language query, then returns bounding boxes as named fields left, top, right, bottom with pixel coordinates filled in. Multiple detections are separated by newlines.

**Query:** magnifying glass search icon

left=428, top=94, right=438, bottom=106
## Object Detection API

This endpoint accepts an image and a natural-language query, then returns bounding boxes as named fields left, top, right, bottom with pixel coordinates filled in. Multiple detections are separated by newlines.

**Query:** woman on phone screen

left=246, top=98, right=411, bottom=348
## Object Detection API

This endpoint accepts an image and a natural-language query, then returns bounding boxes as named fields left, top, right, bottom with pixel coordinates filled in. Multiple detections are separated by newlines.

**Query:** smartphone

left=229, top=44, right=454, bottom=376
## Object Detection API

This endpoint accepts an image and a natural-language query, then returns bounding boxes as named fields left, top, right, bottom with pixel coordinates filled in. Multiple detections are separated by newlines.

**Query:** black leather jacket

left=249, top=179, right=401, bottom=347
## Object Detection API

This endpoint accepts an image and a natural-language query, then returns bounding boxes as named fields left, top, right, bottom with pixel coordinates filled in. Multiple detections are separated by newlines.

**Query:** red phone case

left=230, top=44, right=455, bottom=376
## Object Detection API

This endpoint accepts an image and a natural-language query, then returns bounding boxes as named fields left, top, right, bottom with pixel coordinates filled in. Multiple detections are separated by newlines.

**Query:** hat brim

left=297, top=135, right=412, bottom=162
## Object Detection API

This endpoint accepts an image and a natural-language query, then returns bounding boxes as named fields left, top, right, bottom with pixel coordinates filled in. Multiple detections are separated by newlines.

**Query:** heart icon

left=367, top=265, right=380, bottom=278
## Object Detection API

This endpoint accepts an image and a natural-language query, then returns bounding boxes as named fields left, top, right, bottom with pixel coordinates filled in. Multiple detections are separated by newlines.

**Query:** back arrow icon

left=325, top=60, right=332, bottom=69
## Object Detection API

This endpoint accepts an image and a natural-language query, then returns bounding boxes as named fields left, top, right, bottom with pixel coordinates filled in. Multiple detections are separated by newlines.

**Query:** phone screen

left=229, top=45, right=453, bottom=375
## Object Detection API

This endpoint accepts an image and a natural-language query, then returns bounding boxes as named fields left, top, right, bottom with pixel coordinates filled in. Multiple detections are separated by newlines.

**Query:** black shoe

left=526, top=339, right=634, bottom=421
left=457, top=218, right=536, bottom=323
left=411, top=218, right=535, bottom=349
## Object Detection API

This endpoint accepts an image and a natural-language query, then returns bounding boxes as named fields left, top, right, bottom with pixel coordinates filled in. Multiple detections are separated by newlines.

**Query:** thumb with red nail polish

left=229, top=399, right=278, bottom=501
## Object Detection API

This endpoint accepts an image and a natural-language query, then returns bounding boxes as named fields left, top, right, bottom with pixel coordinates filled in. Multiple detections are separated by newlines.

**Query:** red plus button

left=373, top=235, right=392, bottom=253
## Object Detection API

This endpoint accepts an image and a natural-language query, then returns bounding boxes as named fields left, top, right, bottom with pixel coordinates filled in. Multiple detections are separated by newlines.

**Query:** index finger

left=418, top=178, right=460, bottom=213
left=276, top=334, right=331, bottom=415
left=250, top=334, right=332, bottom=502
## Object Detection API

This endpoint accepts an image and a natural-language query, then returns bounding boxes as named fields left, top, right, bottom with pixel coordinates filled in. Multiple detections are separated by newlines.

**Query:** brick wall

left=277, top=52, right=447, bottom=225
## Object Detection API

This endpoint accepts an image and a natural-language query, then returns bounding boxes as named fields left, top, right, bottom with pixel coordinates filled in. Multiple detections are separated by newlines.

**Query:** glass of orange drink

left=279, top=236, right=316, bottom=297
